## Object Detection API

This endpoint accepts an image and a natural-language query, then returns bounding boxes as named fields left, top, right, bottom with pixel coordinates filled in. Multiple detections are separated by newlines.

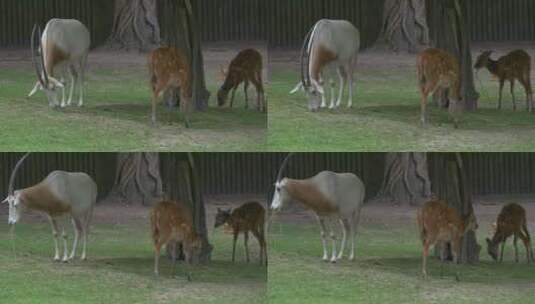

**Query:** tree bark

left=433, top=153, right=480, bottom=264
left=109, top=153, right=163, bottom=206
left=378, top=152, right=432, bottom=206
left=429, top=0, right=479, bottom=110
left=161, top=153, right=212, bottom=264
left=159, top=0, right=210, bottom=111
left=107, top=0, right=160, bottom=51
left=377, top=0, right=430, bottom=53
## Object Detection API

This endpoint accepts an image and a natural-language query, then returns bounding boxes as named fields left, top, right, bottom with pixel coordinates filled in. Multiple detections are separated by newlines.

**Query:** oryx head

left=271, top=153, right=293, bottom=211
left=29, top=24, right=64, bottom=107
left=289, top=80, right=324, bottom=112
left=3, top=153, right=30, bottom=225
left=3, top=191, right=23, bottom=225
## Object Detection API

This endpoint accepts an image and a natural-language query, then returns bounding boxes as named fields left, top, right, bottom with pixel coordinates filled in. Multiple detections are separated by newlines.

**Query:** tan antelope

left=270, top=154, right=365, bottom=262
left=28, top=19, right=90, bottom=108
left=214, top=201, right=267, bottom=265
left=148, top=47, right=192, bottom=127
left=2, top=153, right=97, bottom=262
left=416, top=48, right=461, bottom=128
left=151, top=200, right=202, bottom=277
left=474, top=50, right=533, bottom=111
left=486, top=203, right=533, bottom=263
left=218, top=49, right=265, bottom=112
left=417, top=199, right=478, bottom=278
left=290, top=19, right=360, bottom=111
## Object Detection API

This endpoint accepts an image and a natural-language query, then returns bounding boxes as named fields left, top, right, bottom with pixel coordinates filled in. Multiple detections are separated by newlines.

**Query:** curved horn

left=275, top=153, right=293, bottom=183
left=37, top=25, right=49, bottom=87
left=31, top=24, right=45, bottom=87
left=8, top=153, right=30, bottom=195
left=300, top=25, right=316, bottom=89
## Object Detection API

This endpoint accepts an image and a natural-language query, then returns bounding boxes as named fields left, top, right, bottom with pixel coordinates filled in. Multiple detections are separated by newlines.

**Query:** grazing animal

left=28, top=19, right=90, bottom=108
left=214, top=201, right=267, bottom=265
left=474, top=50, right=533, bottom=111
left=217, top=49, right=265, bottom=112
left=417, top=200, right=478, bottom=278
left=151, top=200, right=202, bottom=276
left=148, top=46, right=192, bottom=127
left=270, top=154, right=365, bottom=262
left=2, top=153, right=97, bottom=262
left=416, top=48, right=462, bottom=128
left=290, top=19, right=360, bottom=111
left=486, top=203, right=533, bottom=263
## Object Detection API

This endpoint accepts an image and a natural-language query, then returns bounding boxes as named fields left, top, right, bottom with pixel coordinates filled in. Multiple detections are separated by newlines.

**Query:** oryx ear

left=289, top=83, right=303, bottom=94
left=2, top=197, right=8, bottom=204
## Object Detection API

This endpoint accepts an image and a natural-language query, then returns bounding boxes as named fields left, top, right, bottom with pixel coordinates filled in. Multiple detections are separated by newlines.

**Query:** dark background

left=0, top=153, right=534, bottom=200
left=1, top=0, right=534, bottom=48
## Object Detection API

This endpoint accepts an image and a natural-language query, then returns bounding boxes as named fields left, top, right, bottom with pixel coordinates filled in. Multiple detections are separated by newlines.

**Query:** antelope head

left=28, top=24, right=64, bottom=107
left=271, top=153, right=293, bottom=211
left=474, top=50, right=493, bottom=70
left=214, top=208, right=231, bottom=228
left=2, top=153, right=30, bottom=225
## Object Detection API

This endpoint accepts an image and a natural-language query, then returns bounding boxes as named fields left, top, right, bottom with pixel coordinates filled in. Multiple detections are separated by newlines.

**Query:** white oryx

left=270, top=154, right=365, bottom=262
left=28, top=19, right=90, bottom=108
left=290, top=19, right=360, bottom=112
left=2, top=153, right=97, bottom=262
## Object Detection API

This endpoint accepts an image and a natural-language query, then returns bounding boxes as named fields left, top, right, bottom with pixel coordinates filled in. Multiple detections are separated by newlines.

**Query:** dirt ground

left=0, top=41, right=268, bottom=83
left=272, top=194, right=535, bottom=234
left=0, top=194, right=267, bottom=233
left=270, top=42, right=535, bottom=78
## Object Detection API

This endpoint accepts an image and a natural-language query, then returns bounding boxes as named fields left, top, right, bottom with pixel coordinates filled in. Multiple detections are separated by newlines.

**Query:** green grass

left=268, top=218, right=535, bottom=304
left=268, top=66, right=535, bottom=151
left=0, top=216, right=266, bottom=304
left=0, top=65, right=266, bottom=151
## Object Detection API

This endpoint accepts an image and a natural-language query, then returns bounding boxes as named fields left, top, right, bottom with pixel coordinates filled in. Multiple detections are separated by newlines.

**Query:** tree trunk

left=377, top=0, right=430, bottom=53
left=429, top=0, right=479, bottom=110
left=107, top=0, right=160, bottom=51
left=378, top=152, right=432, bottom=206
left=161, top=153, right=212, bottom=264
left=159, top=0, right=210, bottom=111
left=433, top=153, right=480, bottom=264
left=109, top=153, right=163, bottom=206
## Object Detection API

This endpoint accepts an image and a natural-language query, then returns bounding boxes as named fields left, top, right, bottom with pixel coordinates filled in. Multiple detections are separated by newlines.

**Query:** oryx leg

left=335, top=66, right=347, bottom=108
left=347, top=59, right=356, bottom=108
left=337, top=218, right=350, bottom=260
left=67, top=66, right=77, bottom=106
left=60, top=220, right=69, bottom=262
left=48, top=216, right=61, bottom=261
left=317, top=217, right=329, bottom=261
left=69, top=218, right=82, bottom=260
left=349, top=210, right=360, bottom=260
left=319, top=74, right=327, bottom=108
left=78, top=54, right=88, bottom=107
left=329, top=78, right=336, bottom=109
left=328, top=219, right=337, bottom=262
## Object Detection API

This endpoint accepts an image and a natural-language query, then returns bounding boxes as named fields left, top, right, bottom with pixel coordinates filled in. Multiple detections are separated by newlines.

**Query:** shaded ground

left=268, top=195, right=535, bottom=304
left=0, top=42, right=267, bottom=151
left=0, top=195, right=266, bottom=304
left=268, top=42, right=535, bottom=151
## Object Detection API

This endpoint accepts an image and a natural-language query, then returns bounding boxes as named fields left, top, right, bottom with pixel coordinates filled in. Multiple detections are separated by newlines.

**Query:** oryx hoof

left=322, top=255, right=329, bottom=262
left=349, top=255, right=355, bottom=261
left=330, top=258, right=337, bottom=263
left=54, top=256, right=61, bottom=262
